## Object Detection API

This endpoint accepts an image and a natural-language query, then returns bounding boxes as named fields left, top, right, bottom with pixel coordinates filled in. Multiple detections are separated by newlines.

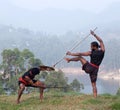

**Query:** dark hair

left=91, top=41, right=100, bottom=48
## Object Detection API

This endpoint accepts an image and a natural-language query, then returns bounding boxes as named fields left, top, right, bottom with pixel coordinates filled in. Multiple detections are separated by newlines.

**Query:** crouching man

left=16, top=66, right=54, bottom=104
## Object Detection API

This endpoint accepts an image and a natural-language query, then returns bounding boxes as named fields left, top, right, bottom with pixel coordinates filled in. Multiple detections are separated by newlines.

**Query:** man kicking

left=65, top=30, right=105, bottom=98
left=17, top=66, right=54, bottom=104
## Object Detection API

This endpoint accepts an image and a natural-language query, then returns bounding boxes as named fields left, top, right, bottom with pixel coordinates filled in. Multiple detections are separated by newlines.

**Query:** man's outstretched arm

left=90, top=30, right=105, bottom=52
left=66, top=51, right=91, bottom=56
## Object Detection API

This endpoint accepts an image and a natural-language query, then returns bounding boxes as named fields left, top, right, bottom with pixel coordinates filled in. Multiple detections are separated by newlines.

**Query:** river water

left=66, top=73, right=120, bottom=95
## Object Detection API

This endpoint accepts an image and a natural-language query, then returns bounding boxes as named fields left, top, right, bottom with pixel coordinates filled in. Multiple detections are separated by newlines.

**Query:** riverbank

left=99, top=72, right=120, bottom=80
left=61, top=67, right=120, bottom=80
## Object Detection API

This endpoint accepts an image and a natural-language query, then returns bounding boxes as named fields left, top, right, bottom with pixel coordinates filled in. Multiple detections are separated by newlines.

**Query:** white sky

left=10, top=0, right=120, bottom=13
left=0, top=0, right=119, bottom=34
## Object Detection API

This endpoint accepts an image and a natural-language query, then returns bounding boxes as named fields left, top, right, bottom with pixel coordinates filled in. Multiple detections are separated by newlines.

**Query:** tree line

left=0, top=48, right=84, bottom=95
left=0, top=25, right=120, bottom=71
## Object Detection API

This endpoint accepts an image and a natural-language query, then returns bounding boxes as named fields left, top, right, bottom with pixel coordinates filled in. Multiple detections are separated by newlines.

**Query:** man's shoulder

left=22, top=71, right=29, bottom=77
left=30, top=67, right=40, bottom=74
left=29, top=67, right=39, bottom=71
left=91, top=50, right=104, bottom=54
left=99, top=49, right=105, bottom=53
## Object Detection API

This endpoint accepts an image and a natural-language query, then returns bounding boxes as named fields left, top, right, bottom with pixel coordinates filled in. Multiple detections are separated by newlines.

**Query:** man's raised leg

left=65, top=56, right=87, bottom=65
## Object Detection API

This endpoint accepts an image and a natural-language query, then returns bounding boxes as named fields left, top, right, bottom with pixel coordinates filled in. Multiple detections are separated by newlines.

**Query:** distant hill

left=0, top=25, right=120, bottom=71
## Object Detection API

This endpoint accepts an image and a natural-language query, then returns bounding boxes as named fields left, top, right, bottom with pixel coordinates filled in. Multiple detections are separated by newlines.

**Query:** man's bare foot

left=40, top=95, right=43, bottom=102
left=16, top=100, right=20, bottom=104
left=64, top=58, right=70, bottom=63
left=40, top=99, right=43, bottom=102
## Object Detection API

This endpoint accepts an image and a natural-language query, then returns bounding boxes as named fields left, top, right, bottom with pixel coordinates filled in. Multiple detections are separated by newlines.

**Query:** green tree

left=1, top=48, right=24, bottom=76
left=70, top=79, right=84, bottom=92
left=21, top=49, right=34, bottom=59
left=45, top=70, right=68, bottom=92
left=0, top=48, right=43, bottom=94
left=40, top=71, right=48, bottom=79
left=0, top=76, right=5, bottom=94
left=116, top=88, right=120, bottom=96
left=29, top=58, right=42, bottom=67
left=21, top=49, right=34, bottom=70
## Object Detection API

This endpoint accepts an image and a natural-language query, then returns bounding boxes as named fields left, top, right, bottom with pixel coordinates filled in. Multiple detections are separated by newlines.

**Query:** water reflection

left=99, top=79, right=119, bottom=95
left=66, top=73, right=120, bottom=95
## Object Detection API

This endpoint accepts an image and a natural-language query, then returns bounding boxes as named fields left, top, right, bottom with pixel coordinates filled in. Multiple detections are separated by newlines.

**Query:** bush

left=45, top=70, right=69, bottom=92
left=111, top=103, right=120, bottom=110
left=70, top=78, right=84, bottom=92
left=116, top=88, right=120, bottom=96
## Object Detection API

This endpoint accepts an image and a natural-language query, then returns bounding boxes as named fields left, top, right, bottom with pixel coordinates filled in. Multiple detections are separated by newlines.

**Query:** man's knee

left=35, top=81, right=46, bottom=89
left=20, top=84, right=25, bottom=90
left=35, top=81, right=43, bottom=85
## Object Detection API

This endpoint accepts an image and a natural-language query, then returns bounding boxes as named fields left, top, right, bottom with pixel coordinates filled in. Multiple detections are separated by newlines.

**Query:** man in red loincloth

left=17, top=66, right=54, bottom=104
left=65, top=30, right=105, bottom=98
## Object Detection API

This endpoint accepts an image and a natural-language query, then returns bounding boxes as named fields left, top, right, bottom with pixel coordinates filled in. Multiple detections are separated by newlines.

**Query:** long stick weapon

left=53, top=27, right=97, bottom=67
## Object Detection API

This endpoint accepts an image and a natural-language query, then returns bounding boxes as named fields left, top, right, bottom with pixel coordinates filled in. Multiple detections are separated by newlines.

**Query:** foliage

left=0, top=48, right=42, bottom=73
left=29, top=58, right=43, bottom=68
left=111, top=103, right=120, bottom=110
left=0, top=25, right=120, bottom=70
left=39, top=71, right=48, bottom=79
left=0, top=78, right=5, bottom=95
left=116, top=88, right=120, bottom=96
left=5, top=75, right=19, bottom=94
left=0, top=48, right=42, bottom=94
left=45, top=70, right=68, bottom=92
left=70, top=78, right=84, bottom=92
left=0, top=48, right=84, bottom=95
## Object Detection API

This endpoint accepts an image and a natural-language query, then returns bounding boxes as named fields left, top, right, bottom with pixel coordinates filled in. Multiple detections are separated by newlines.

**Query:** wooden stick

left=53, top=27, right=97, bottom=67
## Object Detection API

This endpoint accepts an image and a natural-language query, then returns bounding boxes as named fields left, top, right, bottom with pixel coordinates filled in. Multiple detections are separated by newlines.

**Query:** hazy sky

left=9, top=0, right=120, bottom=13
left=0, top=0, right=120, bottom=34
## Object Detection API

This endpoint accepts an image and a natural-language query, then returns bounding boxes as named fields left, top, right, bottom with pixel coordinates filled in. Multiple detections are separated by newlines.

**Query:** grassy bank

left=0, top=92, right=120, bottom=110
